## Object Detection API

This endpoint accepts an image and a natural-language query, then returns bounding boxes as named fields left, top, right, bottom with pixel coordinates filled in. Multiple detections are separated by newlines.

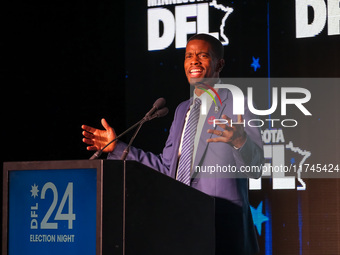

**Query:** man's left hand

left=206, top=114, right=246, bottom=149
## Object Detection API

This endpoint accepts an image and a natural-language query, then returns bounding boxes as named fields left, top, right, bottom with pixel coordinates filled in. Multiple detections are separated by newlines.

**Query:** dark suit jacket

left=108, top=88, right=264, bottom=254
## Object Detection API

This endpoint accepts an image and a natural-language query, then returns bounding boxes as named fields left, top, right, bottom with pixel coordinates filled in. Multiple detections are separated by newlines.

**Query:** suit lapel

left=193, top=89, right=230, bottom=168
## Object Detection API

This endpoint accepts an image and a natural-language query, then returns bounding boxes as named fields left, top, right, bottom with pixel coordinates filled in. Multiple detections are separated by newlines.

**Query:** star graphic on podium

left=30, top=184, right=39, bottom=199
left=250, top=201, right=269, bottom=236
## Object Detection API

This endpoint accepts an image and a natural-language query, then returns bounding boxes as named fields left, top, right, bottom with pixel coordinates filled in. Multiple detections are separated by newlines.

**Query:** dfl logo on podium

left=8, top=168, right=97, bottom=255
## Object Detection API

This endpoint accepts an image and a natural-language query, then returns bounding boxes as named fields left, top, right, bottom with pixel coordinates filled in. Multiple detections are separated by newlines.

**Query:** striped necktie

left=177, top=98, right=201, bottom=185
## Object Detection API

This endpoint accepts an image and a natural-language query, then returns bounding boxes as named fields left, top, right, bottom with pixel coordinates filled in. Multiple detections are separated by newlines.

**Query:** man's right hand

left=81, top=118, right=116, bottom=152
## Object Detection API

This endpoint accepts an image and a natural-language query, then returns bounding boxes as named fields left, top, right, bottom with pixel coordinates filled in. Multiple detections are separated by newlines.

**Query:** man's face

left=184, top=39, right=222, bottom=85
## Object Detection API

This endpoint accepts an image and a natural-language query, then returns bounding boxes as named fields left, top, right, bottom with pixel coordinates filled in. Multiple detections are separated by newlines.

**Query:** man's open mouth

left=189, top=68, right=204, bottom=77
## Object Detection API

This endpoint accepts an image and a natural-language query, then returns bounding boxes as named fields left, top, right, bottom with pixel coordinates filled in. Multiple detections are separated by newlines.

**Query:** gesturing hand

left=206, top=114, right=246, bottom=149
left=81, top=118, right=116, bottom=152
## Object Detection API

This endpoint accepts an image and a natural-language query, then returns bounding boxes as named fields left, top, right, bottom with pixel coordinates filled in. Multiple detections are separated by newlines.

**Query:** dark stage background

left=1, top=1, right=126, bottom=162
left=2, top=0, right=340, bottom=254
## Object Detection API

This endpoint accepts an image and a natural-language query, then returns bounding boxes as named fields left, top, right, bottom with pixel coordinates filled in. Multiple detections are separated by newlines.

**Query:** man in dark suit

left=82, top=33, right=264, bottom=254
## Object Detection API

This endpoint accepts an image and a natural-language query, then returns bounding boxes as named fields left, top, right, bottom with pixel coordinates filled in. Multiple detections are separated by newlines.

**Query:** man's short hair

left=188, top=33, right=224, bottom=60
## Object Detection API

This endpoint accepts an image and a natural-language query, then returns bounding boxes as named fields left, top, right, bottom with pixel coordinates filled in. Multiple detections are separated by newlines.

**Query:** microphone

left=147, top=107, right=169, bottom=120
left=144, top=97, right=166, bottom=118
left=120, top=107, right=168, bottom=161
left=89, top=121, right=140, bottom=160
left=89, top=98, right=167, bottom=160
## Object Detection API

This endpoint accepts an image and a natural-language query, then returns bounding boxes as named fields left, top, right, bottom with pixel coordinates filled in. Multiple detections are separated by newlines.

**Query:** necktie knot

left=194, top=98, right=201, bottom=108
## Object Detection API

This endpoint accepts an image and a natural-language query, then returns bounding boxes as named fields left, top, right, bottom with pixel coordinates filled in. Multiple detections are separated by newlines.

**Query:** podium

left=2, top=160, right=215, bottom=255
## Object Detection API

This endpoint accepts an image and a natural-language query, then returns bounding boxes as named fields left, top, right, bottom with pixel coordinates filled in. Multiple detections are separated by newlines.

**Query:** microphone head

left=146, top=107, right=169, bottom=121
left=155, top=107, right=169, bottom=118
left=153, top=97, right=166, bottom=109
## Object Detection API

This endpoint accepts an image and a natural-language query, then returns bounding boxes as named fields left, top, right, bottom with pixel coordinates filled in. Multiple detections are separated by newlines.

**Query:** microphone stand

left=120, top=107, right=169, bottom=160
left=120, top=119, right=147, bottom=161
left=89, top=107, right=168, bottom=160
left=89, top=119, right=144, bottom=160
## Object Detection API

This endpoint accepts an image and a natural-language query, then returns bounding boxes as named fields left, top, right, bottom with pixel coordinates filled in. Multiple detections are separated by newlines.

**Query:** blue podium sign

left=8, top=168, right=97, bottom=255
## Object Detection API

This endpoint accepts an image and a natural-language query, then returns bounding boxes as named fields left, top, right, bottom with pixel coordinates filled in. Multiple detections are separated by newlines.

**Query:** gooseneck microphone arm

left=89, top=119, right=144, bottom=160
left=120, top=107, right=169, bottom=161
left=89, top=98, right=168, bottom=160
left=120, top=120, right=146, bottom=161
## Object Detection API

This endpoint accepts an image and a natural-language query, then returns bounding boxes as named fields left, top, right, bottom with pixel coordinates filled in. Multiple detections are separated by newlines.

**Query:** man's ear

left=216, top=59, right=225, bottom=73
